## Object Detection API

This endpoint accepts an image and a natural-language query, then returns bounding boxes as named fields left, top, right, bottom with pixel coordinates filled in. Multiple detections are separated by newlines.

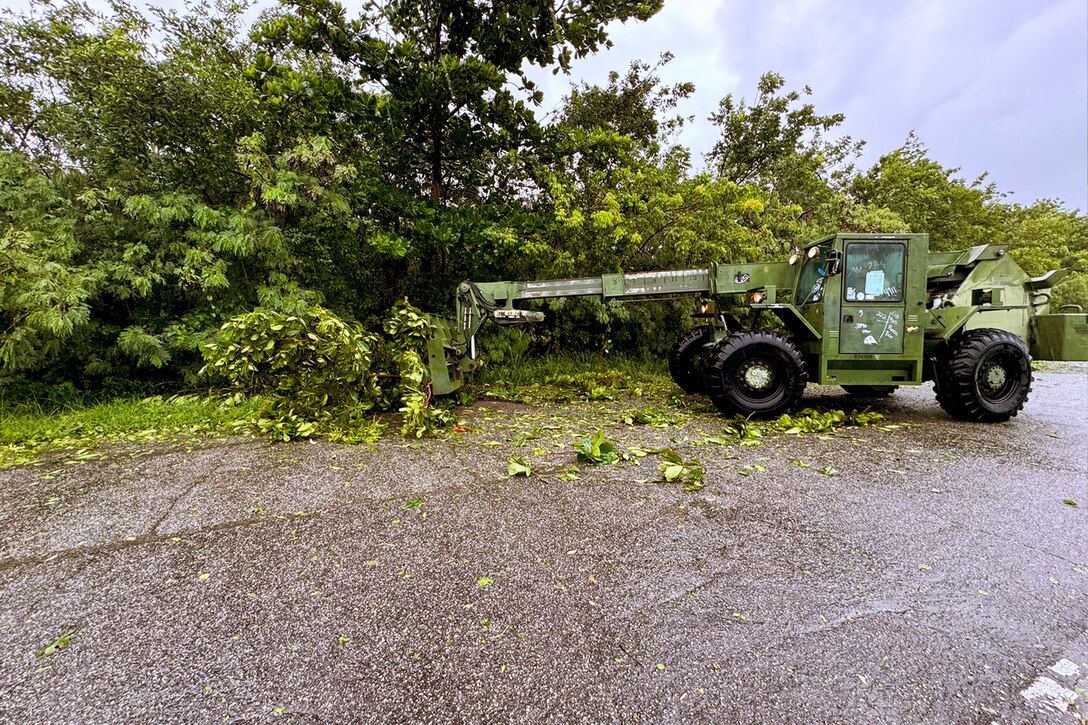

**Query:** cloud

left=530, top=0, right=1087, bottom=208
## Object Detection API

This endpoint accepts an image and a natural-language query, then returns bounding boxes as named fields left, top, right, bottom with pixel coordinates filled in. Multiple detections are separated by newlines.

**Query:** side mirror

left=825, top=250, right=843, bottom=277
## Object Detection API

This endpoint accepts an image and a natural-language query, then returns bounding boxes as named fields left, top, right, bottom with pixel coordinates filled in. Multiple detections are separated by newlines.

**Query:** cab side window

left=795, top=246, right=829, bottom=305
left=844, top=243, right=904, bottom=302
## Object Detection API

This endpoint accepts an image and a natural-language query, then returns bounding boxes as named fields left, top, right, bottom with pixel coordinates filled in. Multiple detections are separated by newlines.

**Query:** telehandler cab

left=422, top=233, right=1087, bottom=423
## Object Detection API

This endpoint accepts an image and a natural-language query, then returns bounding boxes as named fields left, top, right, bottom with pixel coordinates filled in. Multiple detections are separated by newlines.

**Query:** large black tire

left=935, top=328, right=1032, bottom=423
left=669, top=326, right=714, bottom=394
left=703, top=331, right=807, bottom=417
left=842, top=385, right=898, bottom=397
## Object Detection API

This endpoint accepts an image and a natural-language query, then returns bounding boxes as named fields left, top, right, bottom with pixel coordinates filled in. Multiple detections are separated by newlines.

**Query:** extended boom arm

left=455, top=262, right=795, bottom=340
left=423, top=262, right=797, bottom=396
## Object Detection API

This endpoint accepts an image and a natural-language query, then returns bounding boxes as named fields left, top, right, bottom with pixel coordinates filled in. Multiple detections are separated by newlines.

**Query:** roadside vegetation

left=0, top=394, right=262, bottom=469
left=2, top=348, right=899, bottom=480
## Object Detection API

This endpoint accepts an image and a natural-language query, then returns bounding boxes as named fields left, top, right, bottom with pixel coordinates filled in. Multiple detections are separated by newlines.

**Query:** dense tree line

left=1, top=0, right=1085, bottom=394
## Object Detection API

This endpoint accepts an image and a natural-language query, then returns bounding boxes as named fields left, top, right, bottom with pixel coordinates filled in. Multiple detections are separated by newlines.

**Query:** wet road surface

left=1, top=366, right=1086, bottom=723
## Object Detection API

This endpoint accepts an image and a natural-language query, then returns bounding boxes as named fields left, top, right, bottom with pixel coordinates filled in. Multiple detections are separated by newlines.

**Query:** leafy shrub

left=201, top=306, right=383, bottom=413
left=384, top=300, right=458, bottom=437
left=201, top=301, right=456, bottom=440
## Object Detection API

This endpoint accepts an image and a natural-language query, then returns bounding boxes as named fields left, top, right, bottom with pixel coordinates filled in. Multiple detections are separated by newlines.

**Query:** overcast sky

left=528, top=0, right=1088, bottom=210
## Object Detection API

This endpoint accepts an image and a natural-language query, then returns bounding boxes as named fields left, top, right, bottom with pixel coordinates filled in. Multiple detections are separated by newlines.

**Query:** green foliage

left=0, top=153, right=95, bottom=372
left=709, top=72, right=855, bottom=191
left=993, top=200, right=1088, bottom=308
left=850, top=133, right=1000, bottom=250
left=575, top=429, right=618, bottom=465
left=561, top=54, right=693, bottom=147
left=0, top=1, right=292, bottom=386
left=385, top=299, right=459, bottom=437
left=658, top=449, right=704, bottom=491
left=707, top=71, right=863, bottom=245
left=117, top=326, right=172, bottom=369
left=721, top=407, right=887, bottom=446
left=248, top=0, right=664, bottom=308
left=36, top=629, right=76, bottom=659
left=545, top=57, right=774, bottom=278
left=771, top=408, right=885, bottom=433
left=201, top=305, right=388, bottom=440
left=507, top=456, right=532, bottom=477
left=1052, top=275, right=1088, bottom=310
left=547, top=370, right=643, bottom=401
left=475, top=351, right=672, bottom=404
left=201, top=306, right=382, bottom=412
left=199, top=301, right=454, bottom=440
left=622, top=407, right=684, bottom=427
left=0, top=393, right=264, bottom=469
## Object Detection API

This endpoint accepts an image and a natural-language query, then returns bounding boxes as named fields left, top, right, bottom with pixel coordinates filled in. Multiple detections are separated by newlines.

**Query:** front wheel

left=935, top=328, right=1032, bottom=423
left=704, top=331, right=807, bottom=417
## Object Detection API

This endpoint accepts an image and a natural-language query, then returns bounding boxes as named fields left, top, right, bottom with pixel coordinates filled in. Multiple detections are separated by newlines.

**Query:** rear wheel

left=935, top=328, right=1032, bottom=422
left=842, top=385, right=898, bottom=397
left=704, top=331, right=806, bottom=417
left=668, top=326, right=714, bottom=394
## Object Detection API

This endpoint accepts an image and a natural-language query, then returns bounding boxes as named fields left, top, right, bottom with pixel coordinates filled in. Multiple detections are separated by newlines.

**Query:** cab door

left=839, top=241, right=906, bottom=354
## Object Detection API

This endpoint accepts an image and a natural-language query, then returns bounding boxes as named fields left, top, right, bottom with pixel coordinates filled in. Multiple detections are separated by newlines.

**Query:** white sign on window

left=864, top=270, right=885, bottom=297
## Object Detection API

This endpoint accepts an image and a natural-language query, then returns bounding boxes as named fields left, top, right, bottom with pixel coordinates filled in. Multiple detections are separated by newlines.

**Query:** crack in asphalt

left=147, top=471, right=211, bottom=538
left=0, top=463, right=593, bottom=575
left=0, top=510, right=320, bottom=573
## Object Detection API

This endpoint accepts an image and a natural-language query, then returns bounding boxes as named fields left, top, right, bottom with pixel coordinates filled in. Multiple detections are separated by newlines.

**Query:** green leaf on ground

left=622, top=407, right=684, bottom=428
left=36, top=629, right=75, bottom=659
left=658, top=449, right=705, bottom=491
left=575, top=429, right=618, bottom=465
left=507, top=456, right=532, bottom=477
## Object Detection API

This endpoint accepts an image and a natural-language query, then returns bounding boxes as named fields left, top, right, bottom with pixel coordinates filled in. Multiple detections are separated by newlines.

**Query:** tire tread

left=935, top=328, right=1032, bottom=423
left=704, top=330, right=807, bottom=417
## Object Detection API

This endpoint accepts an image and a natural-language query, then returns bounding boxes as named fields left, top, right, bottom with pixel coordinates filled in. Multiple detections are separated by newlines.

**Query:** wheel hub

left=982, top=362, right=1007, bottom=390
left=741, top=361, right=774, bottom=391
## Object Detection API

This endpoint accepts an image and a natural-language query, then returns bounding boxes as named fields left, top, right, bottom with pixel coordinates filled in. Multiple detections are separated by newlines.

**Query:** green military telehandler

left=421, top=233, right=1087, bottom=423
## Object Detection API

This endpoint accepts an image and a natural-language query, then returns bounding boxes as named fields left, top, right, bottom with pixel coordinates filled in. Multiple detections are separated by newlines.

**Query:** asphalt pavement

left=1, top=365, right=1086, bottom=723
